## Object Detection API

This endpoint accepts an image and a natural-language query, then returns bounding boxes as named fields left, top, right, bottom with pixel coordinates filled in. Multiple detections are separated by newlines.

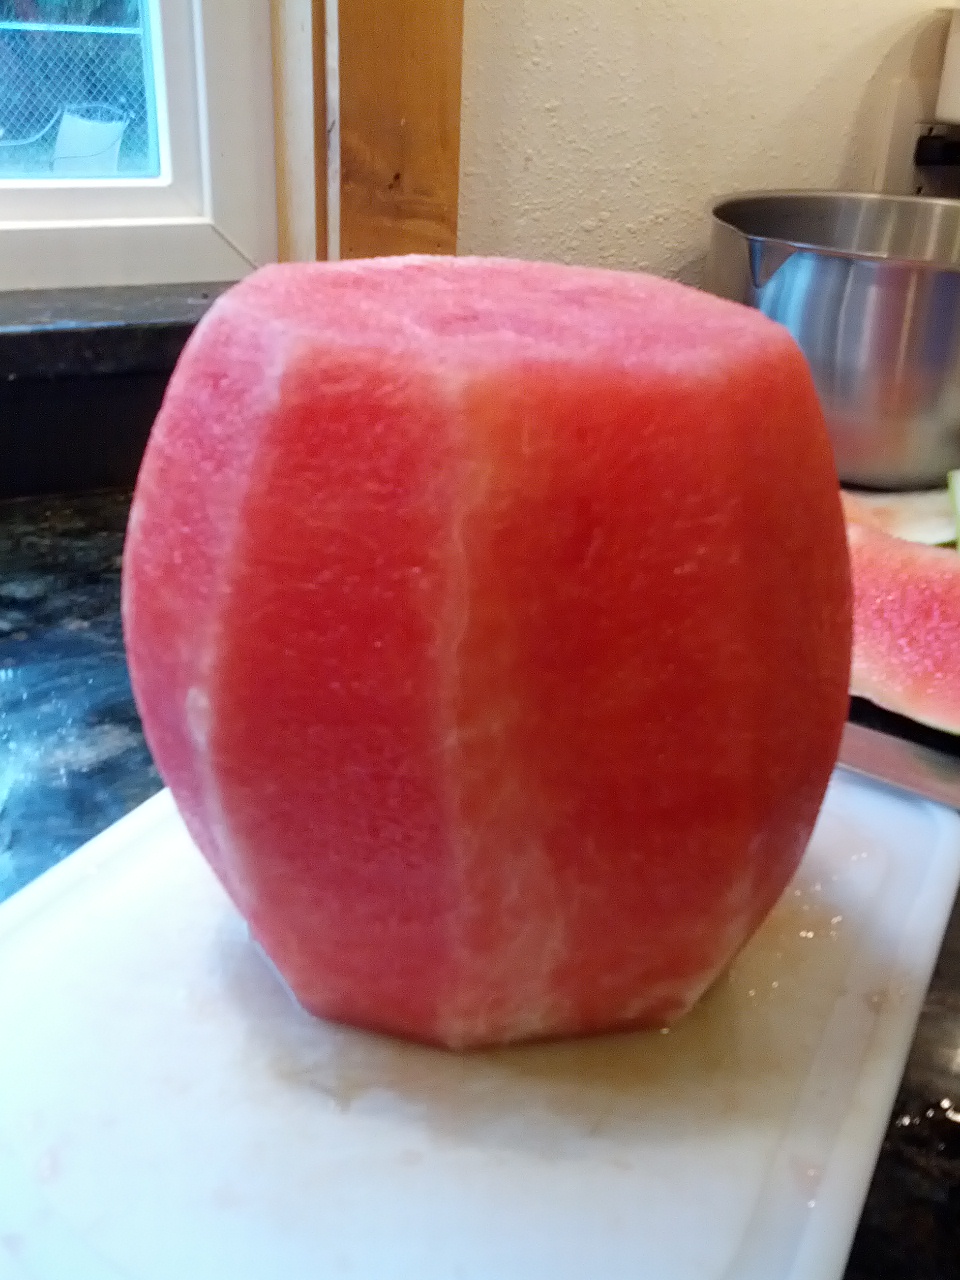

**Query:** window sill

left=0, top=281, right=227, bottom=499
left=0, top=281, right=230, bottom=379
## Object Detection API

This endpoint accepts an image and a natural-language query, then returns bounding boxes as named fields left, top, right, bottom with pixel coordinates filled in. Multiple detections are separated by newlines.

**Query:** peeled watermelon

left=844, top=492, right=960, bottom=733
left=122, top=256, right=851, bottom=1049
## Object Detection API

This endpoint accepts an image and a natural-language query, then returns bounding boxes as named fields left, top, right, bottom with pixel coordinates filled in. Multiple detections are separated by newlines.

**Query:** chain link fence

left=0, top=16, right=157, bottom=177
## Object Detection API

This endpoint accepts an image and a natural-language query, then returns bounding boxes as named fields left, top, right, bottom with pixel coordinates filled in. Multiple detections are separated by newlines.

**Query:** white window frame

left=0, top=0, right=278, bottom=289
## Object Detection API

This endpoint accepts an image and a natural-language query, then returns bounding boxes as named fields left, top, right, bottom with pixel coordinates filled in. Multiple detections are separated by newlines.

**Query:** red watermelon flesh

left=844, top=493, right=960, bottom=733
left=122, top=256, right=851, bottom=1049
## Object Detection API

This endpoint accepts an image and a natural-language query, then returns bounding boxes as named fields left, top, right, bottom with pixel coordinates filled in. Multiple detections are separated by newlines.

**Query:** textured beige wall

left=458, top=0, right=947, bottom=282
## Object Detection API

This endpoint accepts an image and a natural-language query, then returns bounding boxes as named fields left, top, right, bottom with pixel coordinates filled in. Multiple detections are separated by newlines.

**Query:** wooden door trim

left=337, top=0, right=465, bottom=258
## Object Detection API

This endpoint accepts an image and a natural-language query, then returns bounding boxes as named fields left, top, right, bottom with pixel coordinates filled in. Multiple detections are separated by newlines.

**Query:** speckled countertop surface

left=0, top=489, right=160, bottom=899
left=0, top=487, right=958, bottom=1277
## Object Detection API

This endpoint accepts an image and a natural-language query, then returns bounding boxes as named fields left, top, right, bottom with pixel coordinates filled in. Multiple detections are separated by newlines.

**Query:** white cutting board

left=1, top=770, right=959, bottom=1280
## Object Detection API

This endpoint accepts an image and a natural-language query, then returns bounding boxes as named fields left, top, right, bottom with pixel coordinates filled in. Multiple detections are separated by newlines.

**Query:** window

left=0, top=1, right=161, bottom=180
left=0, top=0, right=278, bottom=289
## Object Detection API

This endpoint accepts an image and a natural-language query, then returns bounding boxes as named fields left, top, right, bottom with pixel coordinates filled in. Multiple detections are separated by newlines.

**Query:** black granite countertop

left=1, top=487, right=958, bottom=1277
left=0, top=489, right=160, bottom=897
left=0, top=281, right=230, bottom=501
left=0, top=281, right=231, bottom=379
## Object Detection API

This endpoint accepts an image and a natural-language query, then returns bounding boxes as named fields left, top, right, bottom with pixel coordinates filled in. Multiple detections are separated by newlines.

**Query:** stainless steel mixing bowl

left=710, top=191, right=960, bottom=488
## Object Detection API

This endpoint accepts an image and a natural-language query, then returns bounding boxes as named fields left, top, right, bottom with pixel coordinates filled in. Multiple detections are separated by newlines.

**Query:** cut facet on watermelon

left=122, top=256, right=851, bottom=1049
left=844, top=493, right=960, bottom=734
